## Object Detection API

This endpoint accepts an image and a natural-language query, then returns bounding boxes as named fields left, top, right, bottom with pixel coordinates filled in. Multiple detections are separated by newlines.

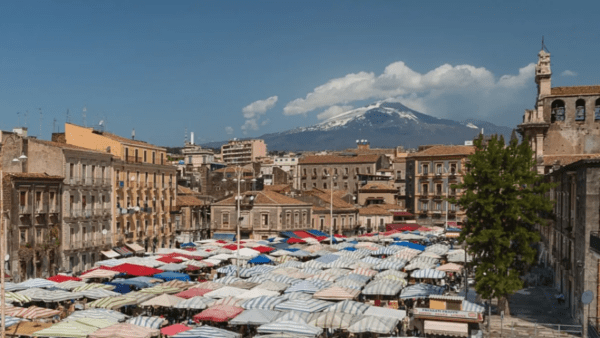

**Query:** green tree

left=449, top=134, right=554, bottom=314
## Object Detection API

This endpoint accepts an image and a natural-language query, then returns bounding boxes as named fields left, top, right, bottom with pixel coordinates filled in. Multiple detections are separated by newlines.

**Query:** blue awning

left=306, top=229, right=328, bottom=237
left=153, top=272, right=191, bottom=282
left=213, top=233, right=236, bottom=241
left=280, top=231, right=301, bottom=239
left=180, top=242, right=196, bottom=248
left=341, top=247, right=357, bottom=251
left=248, top=255, right=272, bottom=264
left=391, top=241, right=426, bottom=251
left=104, top=282, right=132, bottom=294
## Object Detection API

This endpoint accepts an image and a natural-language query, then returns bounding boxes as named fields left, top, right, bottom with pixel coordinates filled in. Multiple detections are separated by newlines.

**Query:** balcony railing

left=68, top=176, right=81, bottom=185
left=590, top=232, right=600, bottom=256
left=19, top=205, right=32, bottom=214
left=125, top=156, right=143, bottom=163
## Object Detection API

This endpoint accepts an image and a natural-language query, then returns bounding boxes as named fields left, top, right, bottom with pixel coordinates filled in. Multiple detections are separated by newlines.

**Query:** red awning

left=107, top=263, right=164, bottom=277
left=161, top=324, right=192, bottom=336
left=293, top=231, right=314, bottom=239
left=47, top=275, right=82, bottom=283
left=386, top=223, right=420, bottom=232
left=175, top=288, right=213, bottom=299
left=253, top=246, right=275, bottom=253
left=393, top=211, right=413, bottom=216
left=157, top=256, right=184, bottom=264
left=223, top=244, right=244, bottom=250
left=287, top=238, right=306, bottom=244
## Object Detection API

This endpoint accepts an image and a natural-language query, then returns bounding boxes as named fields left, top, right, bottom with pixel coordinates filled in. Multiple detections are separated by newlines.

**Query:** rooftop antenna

left=39, top=108, right=42, bottom=138
left=82, top=106, right=87, bottom=127
left=98, top=119, right=105, bottom=132
left=17, top=112, right=20, bottom=126
left=53, top=118, right=57, bottom=133
left=66, top=109, right=71, bottom=123
left=24, top=110, right=28, bottom=127
left=131, top=128, right=135, bottom=140
left=541, top=36, right=550, bottom=53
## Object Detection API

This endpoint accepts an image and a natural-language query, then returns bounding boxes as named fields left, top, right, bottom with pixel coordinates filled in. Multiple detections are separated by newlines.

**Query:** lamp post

left=222, top=166, right=246, bottom=278
left=1, top=139, right=27, bottom=338
left=327, top=173, right=337, bottom=245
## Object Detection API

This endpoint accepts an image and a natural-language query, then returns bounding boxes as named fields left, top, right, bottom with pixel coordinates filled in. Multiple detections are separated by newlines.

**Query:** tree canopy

left=449, top=134, right=554, bottom=311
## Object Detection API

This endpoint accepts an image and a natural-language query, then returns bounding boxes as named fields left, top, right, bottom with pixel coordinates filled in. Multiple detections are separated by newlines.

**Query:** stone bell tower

left=536, top=49, right=552, bottom=101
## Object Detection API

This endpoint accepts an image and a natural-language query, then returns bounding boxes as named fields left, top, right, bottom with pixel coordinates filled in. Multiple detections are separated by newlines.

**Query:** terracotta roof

left=31, top=139, right=108, bottom=154
left=5, top=172, right=64, bottom=180
left=299, top=154, right=381, bottom=165
left=177, top=185, right=196, bottom=195
left=360, top=182, right=396, bottom=191
left=542, top=154, right=600, bottom=167
left=263, top=184, right=292, bottom=193
left=303, top=189, right=355, bottom=209
left=358, top=205, right=393, bottom=216
left=410, top=145, right=475, bottom=157
left=177, top=195, right=206, bottom=207
left=214, top=190, right=310, bottom=206
left=551, top=86, right=600, bottom=96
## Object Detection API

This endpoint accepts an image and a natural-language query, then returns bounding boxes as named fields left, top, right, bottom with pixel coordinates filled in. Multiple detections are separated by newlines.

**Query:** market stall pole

left=222, top=166, right=245, bottom=278
left=327, top=174, right=337, bottom=244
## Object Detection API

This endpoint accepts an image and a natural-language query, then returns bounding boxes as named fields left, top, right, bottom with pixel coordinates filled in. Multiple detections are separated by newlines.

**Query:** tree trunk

left=498, top=296, right=510, bottom=316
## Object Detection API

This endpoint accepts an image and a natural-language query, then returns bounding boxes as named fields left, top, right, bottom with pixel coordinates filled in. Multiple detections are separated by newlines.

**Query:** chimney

left=191, top=132, right=194, bottom=145
left=131, top=129, right=135, bottom=140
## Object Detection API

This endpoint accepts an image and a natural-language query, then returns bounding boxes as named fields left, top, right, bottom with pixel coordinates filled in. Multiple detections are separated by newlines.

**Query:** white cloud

left=260, top=118, right=270, bottom=126
left=242, top=96, right=278, bottom=119
left=317, top=105, right=354, bottom=120
left=224, top=126, right=234, bottom=134
left=241, top=119, right=259, bottom=131
left=561, top=70, right=577, bottom=77
left=283, top=61, right=536, bottom=123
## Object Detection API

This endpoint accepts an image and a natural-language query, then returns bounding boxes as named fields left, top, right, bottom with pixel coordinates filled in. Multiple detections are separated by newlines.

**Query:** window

left=422, top=184, right=428, bottom=194
left=344, top=182, right=348, bottom=190
left=82, top=195, right=87, bottom=210
left=302, top=168, right=307, bottom=176
left=70, top=163, right=74, bottom=178
left=294, top=212, right=299, bottom=225
left=302, top=212, right=307, bottom=225
left=82, top=164, right=87, bottom=182
left=450, top=164, right=457, bottom=175
left=366, top=167, right=371, bottom=174
left=152, top=152, right=156, bottom=164
left=161, top=153, right=164, bottom=165
left=435, top=202, right=441, bottom=210
left=323, top=168, right=328, bottom=176
left=261, top=213, right=269, bottom=226
left=396, top=170, right=402, bottom=179
left=91, top=165, right=96, bottom=182
left=312, top=183, right=317, bottom=188
left=575, top=99, right=586, bottom=121
left=595, top=99, right=600, bottom=120
left=423, top=164, right=429, bottom=175
left=349, top=216, right=354, bottom=225
left=333, top=218, right=337, bottom=227
left=222, top=213, right=230, bottom=226
left=436, top=184, right=442, bottom=195
left=286, top=212, right=291, bottom=226
left=344, top=167, right=349, bottom=175
left=436, top=164, right=442, bottom=174
left=320, top=217, right=325, bottom=230
left=333, top=168, right=338, bottom=175
left=116, top=222, right=121, bottom=233
left=134, top=149, right=139, bottom=161
left=302, top=183, right=307, bottom=189
left=35, top=191, right=41, bottom=209
left=551, top=100, right=565, bottom=122
left=144, top=151, right=147, bottom=162
left=50, top=192, right=55, bottom=209
left=323, top=183, right=328, bottom=189
left=125, top=148, right=129, bottom=160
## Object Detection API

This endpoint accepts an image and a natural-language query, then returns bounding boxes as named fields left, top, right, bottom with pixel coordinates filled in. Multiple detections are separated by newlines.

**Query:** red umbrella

left=215, top=240, right=227, bottom=244
left=157, top=256, right=184, bottom=264
left=223, top=244, right=244, bottom=250
left=47, top=275, right=81, bottom=283
left=161, top=324, right=192, bottom=336
left=185, top=265, right=202, bottom=272
left=287, top=238, right=306, bottom=244
left=193, top=305, right=243, bottom=323
left=107, top=263, right=163, bottom=277
left=175, top=288, right=212, bottom=299
left=253, top=246, right=275, bottom=253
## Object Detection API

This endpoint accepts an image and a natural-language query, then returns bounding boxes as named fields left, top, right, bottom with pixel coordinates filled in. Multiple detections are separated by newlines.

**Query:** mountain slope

left=202, top=101, right=513, bottom=151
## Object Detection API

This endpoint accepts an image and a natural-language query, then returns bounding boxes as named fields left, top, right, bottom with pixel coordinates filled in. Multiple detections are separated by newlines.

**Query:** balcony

left=48, top=205, right=60, bottom=214
left=590, top=232, right=600, bottom=256
left=34, top=204, right=48, bottom=214
left=433, top=173, right=443, bottom=180
left=125, top=156, right=143, bottom=164
left=18, top=205, right=32, bottom=215
left=67, top=176, right=81, bottom=185
left=433, top=194, right=443, bottom=200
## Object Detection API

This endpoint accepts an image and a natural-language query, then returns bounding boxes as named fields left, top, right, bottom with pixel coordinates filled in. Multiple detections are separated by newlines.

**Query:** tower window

left=595, top=99, right=600, bottom=121
left=575, top=99, right=586, bottom=121
left=551, top=100, right=565, bottom=122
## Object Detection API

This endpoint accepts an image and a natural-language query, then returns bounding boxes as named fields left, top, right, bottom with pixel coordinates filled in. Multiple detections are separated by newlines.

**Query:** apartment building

left=295, top=188, right=358, bottom=237
left=174, top=185, right=211, bottom=243
left=298, top=154, right=391, bottom=195
left=392, top=153, right=408, bottom=208
left=406, top=145, right=474, bottom=227
left=60, top=123, right=177, bottom=252
left=220, top=139, right=267, bottom=165
left=211, top=190, right=312, bottom=240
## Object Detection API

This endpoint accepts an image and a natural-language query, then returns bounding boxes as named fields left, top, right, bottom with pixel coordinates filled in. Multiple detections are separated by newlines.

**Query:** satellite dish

left=582, top=290, right=594, bottom=304
left=102, top=229, right=108, bottom=235
left=4, top=254, right=9, bottom=262
left=130, top=176, right=135, bottom=181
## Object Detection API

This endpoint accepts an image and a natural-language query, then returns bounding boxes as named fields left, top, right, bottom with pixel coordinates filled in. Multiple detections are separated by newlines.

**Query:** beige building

left=518, top=49, right=600, bottom=174
left=406, top=145, right=474, bottom=227
left=298, top=154, right=391, bottom=194
left=296, top=188, right=358, bottom=237
left=358, top=205, right=394, bottom=233
left=221, top=139, right=267, bottom=165
left=174, top=185, right=211, bottom=243
left=59, top=123, right=177, bottom=251
left=211, top=190, right=312, bottom=240
left=392, top=153, right=408, bottom=208
left=357, top=182, right=398, bottom=206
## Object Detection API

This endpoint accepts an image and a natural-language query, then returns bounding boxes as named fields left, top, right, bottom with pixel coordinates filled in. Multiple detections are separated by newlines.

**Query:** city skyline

left=0, top=1, right=596, bottom=146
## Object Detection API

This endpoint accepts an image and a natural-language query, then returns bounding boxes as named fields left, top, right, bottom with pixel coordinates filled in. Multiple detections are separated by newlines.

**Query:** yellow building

left=61, top=123, right=177, bottom=250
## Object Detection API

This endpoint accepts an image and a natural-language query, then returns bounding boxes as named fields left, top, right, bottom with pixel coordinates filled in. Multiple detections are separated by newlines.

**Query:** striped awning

left=257, top=320, right=323, bottom=337
left=79, top=288, right=121, bottom=299
left=64, top=309, right=127, bottom=322
left=102, top=250, right=121, bottom=259
left=347, top=315, right=399, bottom=334
left=172, top=325, right=240, bottom=338
left=462, top=300, right=486, bottom=313
left=362, top=280, right=405, bottom=296
left=174, top=296, right=214, bottom=310
left=88, top=322, right=159, bottom=338
left=6, top=291, right=32, bottom=303
left=424, top=320, right=468, bottom=337
left=32, top=318, right=115, bottom=338
left=308, top=312, right=356, bottom=329
left=2, top=315, right=23, bottom=328
left=411, top=269, right=446, bottom=279
left=73, top=283, right=116, bottom=292
left=230, top=309, right=280, bottom=326
left=126, top=316, right=165, bottom=329
left=10, top=306, right=62, bottom=319
left=313, top=286, right=360, bottom=300
left=324, top=300, right=369, bottom=315
left=400, top=283, right=445, bottom=299
left=17, top=278, right=57, bottom=289
left=241, top=296, right=284, bottom=310
left=274, top=299, right=333, bottom=313
left=112, top=247, right=134, bottom=257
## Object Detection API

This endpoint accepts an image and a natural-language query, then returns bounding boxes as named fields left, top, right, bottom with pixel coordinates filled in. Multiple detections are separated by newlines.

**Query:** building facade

left=174, top=185, right=211, bottom=243
left=211, top=190, right=312, bottom=240
left=298, top=154, right=391, bottom=195
left=295, top=188, right=359, bottom=237
left=220, top=139, right=267, bottom=165
left=406, top=145, right=474, bottom=227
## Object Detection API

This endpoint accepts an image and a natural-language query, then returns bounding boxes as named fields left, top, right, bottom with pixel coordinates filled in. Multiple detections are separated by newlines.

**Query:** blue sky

left=1, top=1, right=597, bottom=146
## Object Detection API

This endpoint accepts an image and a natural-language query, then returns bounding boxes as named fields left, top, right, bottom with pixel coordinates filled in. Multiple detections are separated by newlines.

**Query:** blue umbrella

left=341, top=247, right=357, bottom=251
left=248, top=255, right=272, bottom=265
left=103, top=282, right=132, bottom=294
left=180, top=242, right=196, bottom=248
left=153, top=271, right=191, bottom=282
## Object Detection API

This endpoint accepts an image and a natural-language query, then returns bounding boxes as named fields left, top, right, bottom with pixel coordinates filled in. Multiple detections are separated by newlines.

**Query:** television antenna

left=82, top=106, right=87, bottom=127
left=39, top=108, right=43, bottom=137
left=66, top=109, right=71, bottom=124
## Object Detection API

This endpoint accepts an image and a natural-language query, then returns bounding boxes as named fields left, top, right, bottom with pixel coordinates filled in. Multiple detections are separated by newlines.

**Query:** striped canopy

left=229, top=309, right=280, bottom=326
left=313, top=286, right=360, bottom=300
left=17, top=278, right=57, bottom=289
left=214, top=276, right=242, bottom=285
left=332, top=279, right=363, bottom=290
left=172, top=326, right=241, bottom=338
left=126, top=316, right=165, bottom=329
left=350, top=268, right=377, bottom=277
left=274, top=311, right=313, bottom=324
left=80, top=269, right=121, bottom=279
left=65, top=309, right=127, bottom=322
left=228, top=280, right=259, bottom=290
left=32, top=318, right=115, bottom=338
left=88, top=322, right=159, bottom=338
left=374, top=260, right=407, bottom=271
left=241, top=296, right=284, bottom=310
left=374, top=270, right=408, bottom=280
left=363, top=306, right=406, bottom=319
left=362, top=280, right=405, bottom=296
left=88, top=292, right=154, bottom=310
left=9, top=306, right=62, bottom=319
left=174, top=296, right=214, bottom=310
left=193, top=305, right=244, bottom=323
left=324, top=300, right=369, bottom=315
left=411, top=269, right=446, bottom=279
left=246, top=275, right=269, bottom=284
left=210, top=297, right=245, bottom=307
left=462, top=300, right=485, bottom=313
left=216, top=265, right=237, bottom=275
left=257, top=320, right=323, bottom=337
left=55, top=281, right=87, bottom=290
left=347, top=315, right=399, bottom=334
left=336, top=274, right=371, bottom=284
left=78, top=288, right=121, bottom=300
left=73, top=283, right=115, bottom=292
left=280, top=292, right=313, bottom=301
left=204, top=286, right=246, bottom=299
left=399, top=283, right=445, bottom=299
left=140, top=294, right=185, bottom=307
left=255, top=281, right=289, bottom=292
left=5, top=291, right=31, bottom=303
left=138, top=285, right=184, bottom=295
left=308, top=312, right=355, bottom=329
left=274, top=299, right=333, bottom=313
left=436, top=262, right=464, bottom=272
left=237, top=288, right=280, bottom=300
left=361, top=257, right=382, bottom=265
left=284, top=281, right=321, bottom=294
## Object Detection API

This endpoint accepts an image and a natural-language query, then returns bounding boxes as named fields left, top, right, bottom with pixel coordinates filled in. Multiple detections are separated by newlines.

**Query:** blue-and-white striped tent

left=280, top=292, right=313, bottom=301
left=264, top=274, right=300, bottom=285
left=78, top=288, right=121, bottom=299
left=301, top=268, right=322, bottom=275
left=17, top=278, right=57, bottom=289
left=175, top=296, right=214, bottom=310
left=361, top=256, right=382, bottom=265
left=333, top=280, right=363, bottom=290
left=5, top=282, right=26, bottom=292
left=246, top=275, right=269, bottom=284
left=325, top=258, right=354, bottom=269
left=336, top=274, right=371, bottom=284
left=257, top=320, right=323, bottom=337
left=229, top=309, right=280, bottom=326
left=302, top=260, right=325, bottom=269
left=173, top=325, right=241, bottom=338
left=216, top=265, right=237, bottom=275
left=279, top=261, right=303, bottom=269
left=274, top=299, right=333, bottom=313
left=374, top=270, right=408, bottom=280
left=241, top=296, right=285, bottom=310
left=374, top=260, right=407, bottom=271
left=126, top=316, right=165, bottom=329
left=462, top=300, right=485, bottom=313
left=314, top=254, right=340, bottom=264
left=64, top=309, right=127, bottom=322
left=274, top=310, right=314, bottom=324
left=284, top=281, right=320, bottom=294
left=399, top=283, right=445, bottom=299
left=371, top=247, right=397, bottom=256
left=2, top=316, right=23, bottom=328
left=411, top=269, right=446, bottom=279
left=214, top=276, right=242, bottom=285
left=288, top=250, right=312, bottom=258
left=347, top=315, right=399, bottom=334
left=362, top=280, right=404, bottom=296
left=324, top=299, right=369, bottom=315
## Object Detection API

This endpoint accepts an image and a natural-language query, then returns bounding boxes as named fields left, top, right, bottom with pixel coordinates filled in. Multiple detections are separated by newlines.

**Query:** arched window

left=575, top=99, right=586, bottom=121
left=595, top=99, right=600, bottom=120
left=551, top=100, right=565, bottom=122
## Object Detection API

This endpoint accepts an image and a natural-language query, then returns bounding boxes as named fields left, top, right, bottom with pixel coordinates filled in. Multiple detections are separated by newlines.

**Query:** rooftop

left=550, top=85, right=600, bottom=96
left=410, top=145, right=475, bottom=157
left=177, top=195, right=206, bottom=207
left=359, top=182, right=396, bottom=191
left=358, top=205, right=392, bottom=216
left=299, top=154, right=381, bottom=165
left=31, top=139, right=108, bottom=155
left=542, top=154, right=600, bottom=167
left=5, top=172, right=64, bottom=180
left=214, top=190, right=310, bottom=206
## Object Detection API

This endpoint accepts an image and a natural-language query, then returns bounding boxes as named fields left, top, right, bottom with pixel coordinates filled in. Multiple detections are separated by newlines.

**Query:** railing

left=19, top=205, right=32, bottom=214
left=69, top=208, right=82, bottom=218
left=48, top=205, right=60, bottom=214
left=83, top=209, right=93, bottom=219
left=125, top=156, right=143, bottom=163
left=502, top=321, right=582, bottom=337
left=590, top=232, right=600, bottom=255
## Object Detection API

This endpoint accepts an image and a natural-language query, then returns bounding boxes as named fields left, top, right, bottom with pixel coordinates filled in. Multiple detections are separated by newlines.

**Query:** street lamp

left=221, top=166, right=245, bottom=277
left=327, top=173, right=337, bottom=245
left=1, top=142, right=27, bottom=338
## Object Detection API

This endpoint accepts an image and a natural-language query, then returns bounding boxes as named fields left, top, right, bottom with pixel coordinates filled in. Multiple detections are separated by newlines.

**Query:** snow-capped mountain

left=202, top=101, right=513, bottom=151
